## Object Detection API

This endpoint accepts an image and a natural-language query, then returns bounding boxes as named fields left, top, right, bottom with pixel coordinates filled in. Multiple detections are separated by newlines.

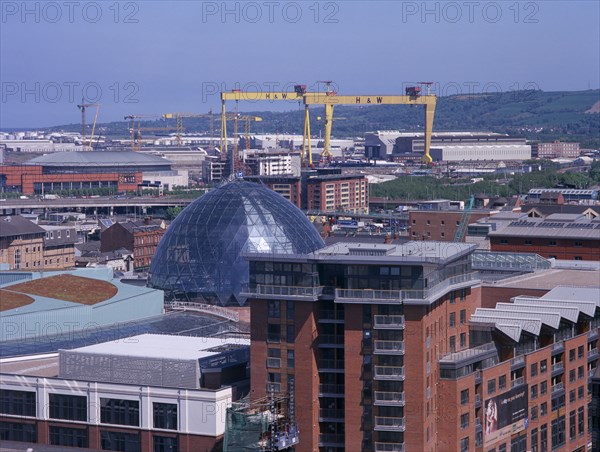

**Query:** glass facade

left=148, top=180, right=324, bottom=304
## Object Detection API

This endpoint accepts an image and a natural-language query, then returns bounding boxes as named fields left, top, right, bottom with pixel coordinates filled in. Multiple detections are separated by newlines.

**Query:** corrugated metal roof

left=544, top=286, right=600, bottom=307
left=474, top=308, right=560, bottom=329
left=505, top=302, right=580, bottom=323
left=470, top=315, right=542, bottom=336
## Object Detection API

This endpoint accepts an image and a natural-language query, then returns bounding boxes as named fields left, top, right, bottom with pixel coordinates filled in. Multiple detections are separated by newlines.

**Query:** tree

left=166, top=206, right=183, bottom=220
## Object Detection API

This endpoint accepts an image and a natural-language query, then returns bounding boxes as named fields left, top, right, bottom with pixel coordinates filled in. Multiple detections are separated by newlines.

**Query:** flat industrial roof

left=487, top=269, right=600, bottom=290
left=66, top=334, right=250, bottom=361
left=314, top=241, right=475, bottom=262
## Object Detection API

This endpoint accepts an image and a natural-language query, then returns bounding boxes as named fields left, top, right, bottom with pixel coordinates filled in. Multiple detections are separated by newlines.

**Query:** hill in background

left=41, top=89, right=600, bottom=148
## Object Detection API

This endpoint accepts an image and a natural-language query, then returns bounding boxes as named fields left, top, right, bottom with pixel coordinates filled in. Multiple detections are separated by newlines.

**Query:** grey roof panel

left=474, top=308, right=561, bottom=329
left=470, top=314, right=542, bottom=336
left=26, top=151, right=171, bottom=167
left=0, top=215, right=45, bottom=238
left=543, top=286, right=600, bottom=307
left=515, top=296, right=597, bottom=317
left=503, top=302, right=580, bottom=323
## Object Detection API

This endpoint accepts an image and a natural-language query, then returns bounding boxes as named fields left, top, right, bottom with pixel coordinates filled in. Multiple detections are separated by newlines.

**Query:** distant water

left=0, top=312, right=242, bottom=358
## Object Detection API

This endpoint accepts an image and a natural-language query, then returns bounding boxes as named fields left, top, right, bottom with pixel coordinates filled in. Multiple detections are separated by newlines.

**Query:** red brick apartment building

left=489, top=216, right=600, bottom=261
left=305, top=174, right=369, bottom=213
left=100, top=219, right=165, bottom=270
left=243, top=241, right=599, bottom=452
left=409, top=209, right=493, bottom=242
left=245, top=175, right=302, bottom=208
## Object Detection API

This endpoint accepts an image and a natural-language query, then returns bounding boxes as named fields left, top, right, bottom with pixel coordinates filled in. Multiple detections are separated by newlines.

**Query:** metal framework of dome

left=148, top=180, right=324, bottom=305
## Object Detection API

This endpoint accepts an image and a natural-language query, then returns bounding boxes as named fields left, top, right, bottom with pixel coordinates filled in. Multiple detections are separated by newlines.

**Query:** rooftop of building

left=65, top=333, right=249, bottom=361
left=470, top=284, right=599, bottom=342
left=485, top=268, right=600, bottom=290
left=0, top=215, right=45, bottom=238
left=528, top=188, right=598, bottom=195
left=25, top=151, right=172, bottom=167
left=311, top=241, right=475, bottom=264
left=488, top=216, right=600, bottom=239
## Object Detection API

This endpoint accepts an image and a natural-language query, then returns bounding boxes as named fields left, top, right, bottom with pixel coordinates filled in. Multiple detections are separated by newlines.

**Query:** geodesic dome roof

left=148, top=179, right=324, bottom=305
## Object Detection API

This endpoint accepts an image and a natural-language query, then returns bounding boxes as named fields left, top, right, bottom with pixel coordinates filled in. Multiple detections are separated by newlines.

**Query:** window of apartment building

left=569, top=369, right=576, bottom=383
left=153, top=403, right=177, bottom=430
left=551, top=415, right=565, bottom=449
left=286, top=324, right=295, bottom=343
left=449, top=312, right=456, bottom=327
left=153, top=436, right=178, bottom=452
left=287, top=350, right=295, bottom=368
left=427, top=220, right=431, bottom=225
left=498, top=444, right=506, bottom=452
left=578, top=345, right=584, bottom=358
left=460, top=289, right=467, bottom=301
left=460, top=333, right=466, bottom=349
left=100, top=398, right=139, bottom=426
left=487, top=379, right=496, bottom=395
left=530, top=384, right=538, bottom=399
left=578, top=407, right=584, bottom=435
left=574, top=256, right=583, bottom=260
left=450, top=291, right=456, bottom=304
left=569, top=349, right=576, bottom=362
left=460, top=309, right=466, bottom=324
left=531, top=428, right=538, bottom=452
left=100, top=431, right=140, bottom=452
left=0, top=389, right=36, bottom=417
left=267, top=324, right=281, bottom=343
left=49, top=426, right=88, bottom=448
left=441, top=232, right=445, bottom=238
left=500, top=239, right=508, bottom=244
left=574, top=241, right=583, bottom=247
left=0, top=421, right=36, bottom=443
left=569, top=390, right=576, bottom=403
left=49, top=393, right=87, bottom=421
left=578, top=365, right=584, bottom=379
left=412, top=219, right=416, bottom=224
left=552, top=394, right=565, bottom=411
left=460, top=412, right=469, bottom=429
left=540, top=402, right=547, bottom=417
left=460, top=389, right=469, bottom=405
left=525, top=239, right=533, bottom=245
left=540, top=360, right=547, bottom=373
left=549, top=240, right=557, bottom=246
left=268, top=300, right=280, bottom=318
left=540, top=424, right=547, bottom=452
left=578, top=385, right=585, bottom=399
left=531, top=405, right=538, bottom=420
left=450, top=336, right=456, bottom=353
left=531, top=362, right=538, bottom=377
left=286, top=300, right=295, bottom=321
left=569, top=410, right=576, bottom=441
left=460, top=436, right=469, bottom=452
left=498, top=375, right=506, bottom=391
left=267, top=349, right=281, bottom=368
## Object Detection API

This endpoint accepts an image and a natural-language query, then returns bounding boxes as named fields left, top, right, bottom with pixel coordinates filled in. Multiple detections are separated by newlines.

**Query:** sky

left=1, top=0, right=599, bottom=128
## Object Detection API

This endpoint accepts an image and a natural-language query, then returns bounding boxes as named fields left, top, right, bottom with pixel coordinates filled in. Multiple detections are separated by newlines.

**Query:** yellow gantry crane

left=220, top=83, right=437, bottom=165
left=303, top=83, right=437, bottom=162
left=220, top=85, right=306, bottom=157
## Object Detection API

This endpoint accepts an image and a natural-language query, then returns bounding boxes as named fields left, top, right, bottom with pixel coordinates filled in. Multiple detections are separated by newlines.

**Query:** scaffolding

left=224, top=391, right=299, bottom=451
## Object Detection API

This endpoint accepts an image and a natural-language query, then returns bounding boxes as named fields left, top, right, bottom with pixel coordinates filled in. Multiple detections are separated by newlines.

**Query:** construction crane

left=225, top=114, right=262, bottom=175
left=123, top=114, right=160, bottom=151
left=303, top=86, right=437, bottom=163
left=87, top=104, right=101, bottom=148
left=454, top=195, right=475, bottom=242
left=77, top=98, right=99, bottom=143
left=162, top=110, right=215, bottom=147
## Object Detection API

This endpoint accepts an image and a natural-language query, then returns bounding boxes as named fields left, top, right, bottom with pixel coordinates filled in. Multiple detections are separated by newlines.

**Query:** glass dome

left=148, top=179, right=324, bottom=305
